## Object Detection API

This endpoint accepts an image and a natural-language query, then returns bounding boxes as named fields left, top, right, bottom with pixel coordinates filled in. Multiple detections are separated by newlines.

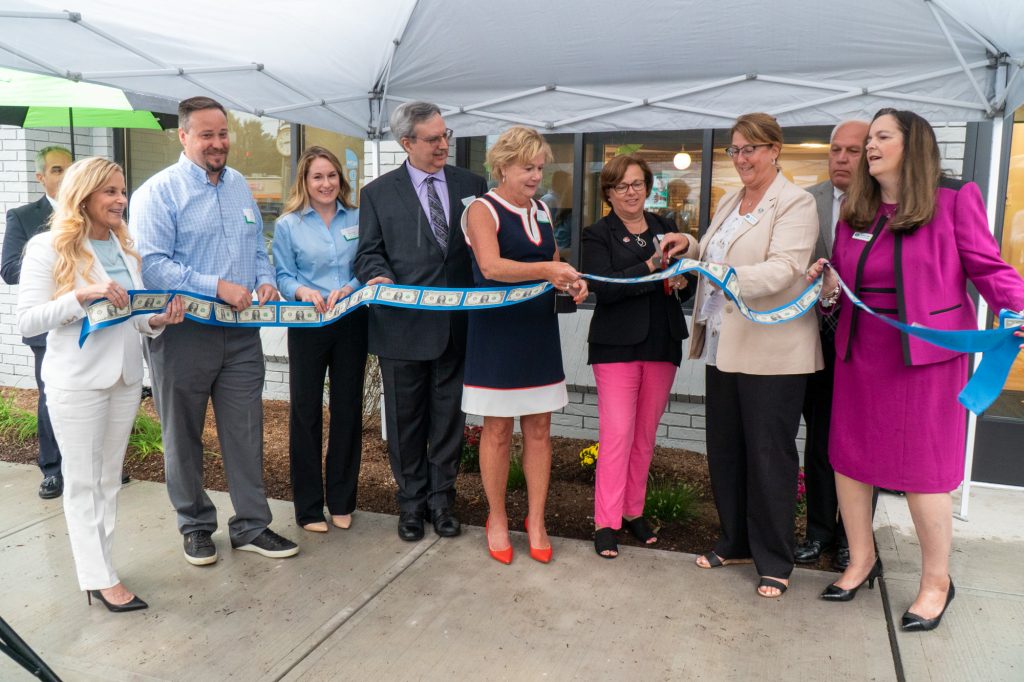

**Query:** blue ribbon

left=77, top=259, right=1021, bottom=414
left=832, top=273, right=1023, bottom=414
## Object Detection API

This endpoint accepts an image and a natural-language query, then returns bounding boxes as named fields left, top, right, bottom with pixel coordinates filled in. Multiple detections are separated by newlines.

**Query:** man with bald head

left=795, top=120, right=869, bottom=570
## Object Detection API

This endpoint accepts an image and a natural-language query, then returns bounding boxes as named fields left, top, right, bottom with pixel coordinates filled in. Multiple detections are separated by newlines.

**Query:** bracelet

left=820, top=284, right=841, bottom=308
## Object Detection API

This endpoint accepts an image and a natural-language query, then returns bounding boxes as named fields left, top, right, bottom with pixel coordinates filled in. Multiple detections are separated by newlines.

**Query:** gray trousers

left=147, top=320, right=271, bottom=545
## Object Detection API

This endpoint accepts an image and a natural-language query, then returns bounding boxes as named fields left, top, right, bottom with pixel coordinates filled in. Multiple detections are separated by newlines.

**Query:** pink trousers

left=592, top=361, right=677, bottom=529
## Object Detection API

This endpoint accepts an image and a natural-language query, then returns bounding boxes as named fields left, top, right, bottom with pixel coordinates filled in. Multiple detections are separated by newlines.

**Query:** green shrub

left=645, top=481, right=699, bottom=524
left=0, top=394, right=38, bottom=442
left=127, top=412, right=164, bottom=461
left=460, top=424, right=482, bottom=472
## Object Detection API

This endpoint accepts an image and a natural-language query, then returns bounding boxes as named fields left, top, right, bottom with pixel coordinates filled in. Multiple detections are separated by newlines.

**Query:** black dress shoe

left=38, top=475, right=63, bottom=499
left=820, top=557, right=883, bottom=602
left=901, top=578, right=955, bottom=632
left=121, top=473, right=131, bottom=485
left=794, top=539, right=830, bottom=564
left=832, top=546, right=851, bottom=571
left=398, top=511, right=425, bottom=541
left=431, top=509, right=461, bottom=537
left=88, top=590, right=148, bottom=612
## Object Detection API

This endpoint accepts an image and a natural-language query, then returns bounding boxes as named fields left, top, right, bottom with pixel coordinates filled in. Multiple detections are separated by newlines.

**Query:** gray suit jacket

left=3, top=195, right=53, bottom=346
left=808, top=180, right=835, bottom=261
left=354, top=163, right=488, bottom=361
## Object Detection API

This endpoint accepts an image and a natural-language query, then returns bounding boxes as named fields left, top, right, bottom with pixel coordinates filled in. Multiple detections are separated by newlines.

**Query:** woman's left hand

left=667, top=275, right=688, bottom=290
left=660, top=232, right=694, bottom=259
left=149, top=295, right=185, bottom=329
left=1015, top=323, right=1024, bottom=350
left=326, top=286, right=354, bottom=310
left=567, top=278, right=588, bottom=304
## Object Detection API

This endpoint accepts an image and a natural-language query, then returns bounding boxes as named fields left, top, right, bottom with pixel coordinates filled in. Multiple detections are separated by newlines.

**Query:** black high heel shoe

left=820, top=557, right=883, bottom=602
left=87, top=589, right=148, bottom=612
left=901, top=578, right=955, bottom=632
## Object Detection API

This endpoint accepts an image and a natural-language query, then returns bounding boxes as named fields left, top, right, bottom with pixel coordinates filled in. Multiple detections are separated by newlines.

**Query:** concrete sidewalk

left=0, top=461, right=1020, bottom=681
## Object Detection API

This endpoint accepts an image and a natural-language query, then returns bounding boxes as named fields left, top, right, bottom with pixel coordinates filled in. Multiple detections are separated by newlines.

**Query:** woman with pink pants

left=581, top=154, right=697, bottom=558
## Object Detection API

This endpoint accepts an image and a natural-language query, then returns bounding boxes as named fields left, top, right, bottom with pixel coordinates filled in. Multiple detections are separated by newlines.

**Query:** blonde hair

left=282, top=146, right=353, bottom=216
left=485, top=126, right=552, bottom=182
left=49, top=157, right=139, bottom=297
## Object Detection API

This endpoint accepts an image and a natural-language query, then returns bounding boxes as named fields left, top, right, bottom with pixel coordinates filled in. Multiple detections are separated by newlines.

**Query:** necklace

left=633, top=233, right=647, bottom=247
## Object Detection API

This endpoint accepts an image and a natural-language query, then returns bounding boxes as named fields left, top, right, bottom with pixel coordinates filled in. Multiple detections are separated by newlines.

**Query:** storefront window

left=993, top=109, right=1024, bottom=404
left=303, top=127, right=364, bottom=206
left=709, top=125, right=831, bottom=220
left=582, top=131, right=704, bottom=240
left=464, top=133, right=576, bottom=261
left=126, top=110, right=293, bottom=255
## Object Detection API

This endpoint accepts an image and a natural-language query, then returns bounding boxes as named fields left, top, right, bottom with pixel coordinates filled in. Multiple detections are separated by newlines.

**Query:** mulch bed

left=1, top=387, right=832, bottom=565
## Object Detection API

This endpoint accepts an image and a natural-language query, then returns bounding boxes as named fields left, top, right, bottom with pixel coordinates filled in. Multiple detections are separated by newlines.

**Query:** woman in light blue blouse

left=273, top=146, right=367, bottom=533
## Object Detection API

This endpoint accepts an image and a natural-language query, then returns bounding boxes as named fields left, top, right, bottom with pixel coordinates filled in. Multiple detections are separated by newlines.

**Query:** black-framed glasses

left=725, top=143, right=772, bottom=158
left=611, top=180, right=646, bottom=195
left=408, top=128, right=454, bottom=145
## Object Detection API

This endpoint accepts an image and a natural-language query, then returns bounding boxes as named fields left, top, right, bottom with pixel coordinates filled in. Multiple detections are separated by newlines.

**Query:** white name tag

left=853, top=231, right=873, bottom=242
left=536, top=210, right=550, bottom=223
left=743, top=213, right=758, bottom=225
left=461, top=195, right=476, bottom=207
left=341, top=225, right=359, bottom=241
left=243, top=208, right=256, bottom=224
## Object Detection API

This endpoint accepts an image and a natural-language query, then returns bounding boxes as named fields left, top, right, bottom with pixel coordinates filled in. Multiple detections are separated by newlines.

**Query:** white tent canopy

left=0, top=0, right=1022, bottom=138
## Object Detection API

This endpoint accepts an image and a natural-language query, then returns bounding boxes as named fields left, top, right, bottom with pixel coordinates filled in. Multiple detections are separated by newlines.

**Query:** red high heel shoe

left=485, top=519, right=513, bottom=565
left=524, top=517, right=552, bottom=564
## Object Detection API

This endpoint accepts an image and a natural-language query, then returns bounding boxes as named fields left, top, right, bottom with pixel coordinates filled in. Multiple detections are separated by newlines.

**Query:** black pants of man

left=802, top=328, right=843, bottom=547
left=31, top=343, right=61, bottom=479
left=378, top=336, right=465, bottom=515
left=287, top=309, right=368, bottom=526
left=706, top=366, right=808, bottom=580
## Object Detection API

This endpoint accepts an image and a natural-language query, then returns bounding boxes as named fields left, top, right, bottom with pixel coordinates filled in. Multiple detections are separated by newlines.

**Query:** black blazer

left=581, top=211, right=692, bottom=351
left=354, top=163, right=488, bottom=361
left=3, top=195, right=52, bottom=346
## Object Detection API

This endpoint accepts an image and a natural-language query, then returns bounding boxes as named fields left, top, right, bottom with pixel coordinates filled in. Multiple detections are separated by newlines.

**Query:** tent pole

left=959, top=113, right=1008, bottom=520
left=68, top=107, right=75, bottom=160
left=371, top=137, right=380, bottom=181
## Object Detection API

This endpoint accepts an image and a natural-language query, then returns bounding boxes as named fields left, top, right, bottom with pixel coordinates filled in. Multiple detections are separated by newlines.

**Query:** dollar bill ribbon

left=77, top=258, right=1022, bottom=413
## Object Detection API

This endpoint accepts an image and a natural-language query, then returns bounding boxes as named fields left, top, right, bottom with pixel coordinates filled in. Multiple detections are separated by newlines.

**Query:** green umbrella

left=0, top=67, right=177, bottom=158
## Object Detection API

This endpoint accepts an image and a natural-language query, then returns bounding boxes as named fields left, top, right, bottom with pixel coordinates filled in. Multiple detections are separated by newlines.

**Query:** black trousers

left=706, top=366, right=808, bottom=579
left=801, top=328, right=842, bottom=546
left=378, top=336, right=465, bottom=514
left=287, top=309, right=368, bottom=525
left=31, top=344, right=62, bottom=478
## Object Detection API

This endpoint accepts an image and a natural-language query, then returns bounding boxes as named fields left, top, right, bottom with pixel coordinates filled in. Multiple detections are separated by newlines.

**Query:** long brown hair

left=841, top=108, right=940, bottom=233
left=50, top=157, right=139, bottom=297
left=281, top=146, right=353, bottom=216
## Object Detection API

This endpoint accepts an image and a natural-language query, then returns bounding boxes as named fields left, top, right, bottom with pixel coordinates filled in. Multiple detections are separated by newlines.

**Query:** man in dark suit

left=796, top=121, right=868, bottom=570
left=355, top=101, right=488, bottom=541
left=1, top=145, right=71, bottom=499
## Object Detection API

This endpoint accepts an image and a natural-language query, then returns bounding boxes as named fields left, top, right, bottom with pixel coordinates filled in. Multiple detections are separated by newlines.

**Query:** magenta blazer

left=832, top=178, right=1024, bottom=366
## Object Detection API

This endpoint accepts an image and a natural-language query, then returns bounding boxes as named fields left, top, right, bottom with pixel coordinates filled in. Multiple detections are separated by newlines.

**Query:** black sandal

left=695, top=551, right=753, bottom=569
left=594, top=527, right=618, bottom=559
left=757, top=577, right=789, bottom=598
left=622, top=516, right=658, bottom=545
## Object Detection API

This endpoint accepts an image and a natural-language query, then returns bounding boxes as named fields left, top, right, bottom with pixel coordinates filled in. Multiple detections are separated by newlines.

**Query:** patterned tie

left=425, top=176, right=449, bottom=252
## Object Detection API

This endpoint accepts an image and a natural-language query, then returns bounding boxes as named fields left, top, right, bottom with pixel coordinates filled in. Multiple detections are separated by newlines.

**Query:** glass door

left=973, top=108, right=1024, bottom=486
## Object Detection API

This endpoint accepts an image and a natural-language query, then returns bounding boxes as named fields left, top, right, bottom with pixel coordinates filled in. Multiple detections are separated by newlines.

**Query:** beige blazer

left=16, top=231, right=161, bottom=390
left=688, top=172, right=823, bottom=375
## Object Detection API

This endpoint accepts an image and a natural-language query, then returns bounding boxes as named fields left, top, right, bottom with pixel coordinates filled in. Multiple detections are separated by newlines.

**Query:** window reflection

left=994, top=108, right=1024, bottom=405
left=304, top=127, right=364, bottom=207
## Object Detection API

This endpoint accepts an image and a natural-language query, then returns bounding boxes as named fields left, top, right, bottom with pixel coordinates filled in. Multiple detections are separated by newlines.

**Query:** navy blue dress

left=460, top=190, right=567, bottom=417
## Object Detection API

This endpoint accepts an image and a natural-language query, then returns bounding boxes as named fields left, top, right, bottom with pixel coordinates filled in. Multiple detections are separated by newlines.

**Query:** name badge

left=461, top=195, right=476, bottom=207
left=341, top=225, right=359, bottom=241
left=536, top=210, right=550, bottom=224
left=853, top=231, right=873, bottom=242
left=743, top=213, right=758, bottom=225
left=243, top=208, right=256, bottom=224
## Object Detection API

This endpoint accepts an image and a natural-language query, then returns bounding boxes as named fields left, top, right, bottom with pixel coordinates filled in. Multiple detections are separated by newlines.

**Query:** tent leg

left=959, top=114, right=1008, bottom=521
left=68, top=107, right=76, bottom=160
left=371, top=138, right=380, bottom=181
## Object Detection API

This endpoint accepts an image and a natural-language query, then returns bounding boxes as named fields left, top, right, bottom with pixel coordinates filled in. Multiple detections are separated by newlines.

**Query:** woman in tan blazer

left=689, top=113, right=822, bottom=597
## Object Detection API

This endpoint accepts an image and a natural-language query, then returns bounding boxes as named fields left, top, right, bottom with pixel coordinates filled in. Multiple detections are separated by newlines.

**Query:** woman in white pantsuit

left=16, top=157, right=183, bottom=612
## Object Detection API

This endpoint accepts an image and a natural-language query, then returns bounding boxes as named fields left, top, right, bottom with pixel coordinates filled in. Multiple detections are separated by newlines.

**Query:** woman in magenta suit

left=809, top=109, right=1024, bottom=631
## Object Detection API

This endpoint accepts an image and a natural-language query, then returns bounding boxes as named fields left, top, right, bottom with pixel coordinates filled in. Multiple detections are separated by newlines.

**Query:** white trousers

left=46, top=376, right=141, bottom=591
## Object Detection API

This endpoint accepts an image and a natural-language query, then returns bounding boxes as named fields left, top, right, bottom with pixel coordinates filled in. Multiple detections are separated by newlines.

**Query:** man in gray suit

left=795, top=120, right=869, bottom=570
left=1, top=146, right=71, bottom=499
left=355, top=101, right=487, bottom=542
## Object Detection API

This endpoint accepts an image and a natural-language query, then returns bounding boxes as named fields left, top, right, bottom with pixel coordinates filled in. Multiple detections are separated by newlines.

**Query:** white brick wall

left=0, top=126, right=113, bottom=392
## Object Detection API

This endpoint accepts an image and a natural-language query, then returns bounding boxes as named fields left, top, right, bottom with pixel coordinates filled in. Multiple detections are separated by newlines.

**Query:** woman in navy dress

left=461, top=126, right=588, bottom=565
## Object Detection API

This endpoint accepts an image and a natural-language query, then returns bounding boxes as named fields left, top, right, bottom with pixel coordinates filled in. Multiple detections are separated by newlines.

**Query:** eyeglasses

left=611, top=180, right=646, bottom=195
left=725, top=143, right=773, bottom=158
left=408, top=128, right=454, bottom=145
